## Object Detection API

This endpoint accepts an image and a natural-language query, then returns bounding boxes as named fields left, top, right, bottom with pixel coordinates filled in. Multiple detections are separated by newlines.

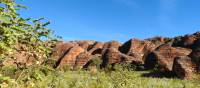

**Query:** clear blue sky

left=17, top=0, right=200, bottom=42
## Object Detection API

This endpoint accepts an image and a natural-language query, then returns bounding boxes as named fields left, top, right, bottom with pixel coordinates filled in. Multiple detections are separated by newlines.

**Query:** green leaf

left=16, top=4, right=27, bottom=9
left=0, top=15, right=11, bottom=23
left=33, top=18, right=44, bottom=23
left=42, top=21, right=50, bottom=27
left=0, top=7, right=4, bottom=11
left=11, top=26, right=26, bottom=33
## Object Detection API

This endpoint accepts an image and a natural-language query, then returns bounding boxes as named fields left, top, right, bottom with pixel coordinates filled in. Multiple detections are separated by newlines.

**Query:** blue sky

left=17, top=0, right=200, bottom=42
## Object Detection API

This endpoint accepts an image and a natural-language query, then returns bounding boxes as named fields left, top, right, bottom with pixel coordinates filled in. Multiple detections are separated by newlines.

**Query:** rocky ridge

left=50, top=32, right=200, bottom=80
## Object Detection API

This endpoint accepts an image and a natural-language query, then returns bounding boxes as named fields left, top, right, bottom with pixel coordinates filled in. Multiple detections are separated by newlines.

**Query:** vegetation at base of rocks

left=90, top=55, right=102, bottom=66
left=1, top=58, right=198, bottom=88
left=88, top=55, right=102, bottom=69
left=0, top=65, right=200, bottom=88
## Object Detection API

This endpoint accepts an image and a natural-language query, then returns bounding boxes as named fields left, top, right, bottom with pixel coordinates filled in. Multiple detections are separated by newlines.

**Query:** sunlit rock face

left=56, top=46, right=85, bottom=68
left=73, top=52, right=92, bottom=69
left=50, top=32, right=200, bottom=80
left=145, top=44, right=192, bottom=71
left=119, top=39, right=158, bottom=64
left=173, top=56, right=197, bottom=80
left=51, top=42, right=77, bottom=61
left=101, top=47, right=143, bottom=67
left=75, top=40, right=96, bottom=51
left=88, top=42, right=104, bottom=55
left=101, top=41, right=122, bottom=55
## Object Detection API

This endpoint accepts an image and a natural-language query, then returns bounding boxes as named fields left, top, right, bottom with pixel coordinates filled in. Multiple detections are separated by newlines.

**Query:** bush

left=0, top=0, right=59, bottom=67
left=112, top=63, right=135, bottom=71
left=90, top=55, right=102, bottom=68
left=0, top=65, right=17, bottom=78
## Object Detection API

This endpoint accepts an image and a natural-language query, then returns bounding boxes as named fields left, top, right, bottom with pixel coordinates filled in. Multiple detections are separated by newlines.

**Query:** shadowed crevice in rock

left=88, top=42, right=104, bottom=55
left=119, top=39, right=132, bottom=54
left=91, top=48, right=102, bottom=55
left=144, top=52, right=158, bottom=69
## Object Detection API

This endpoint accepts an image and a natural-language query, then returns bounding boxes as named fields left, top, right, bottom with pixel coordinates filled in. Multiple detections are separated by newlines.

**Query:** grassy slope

left=2, top=66, right=199, bottom=88
left=43, top=71, right=200, bottom=88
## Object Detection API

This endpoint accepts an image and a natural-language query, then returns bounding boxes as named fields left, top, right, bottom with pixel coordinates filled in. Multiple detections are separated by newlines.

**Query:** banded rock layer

left=51, top=32, right=200, bottom=80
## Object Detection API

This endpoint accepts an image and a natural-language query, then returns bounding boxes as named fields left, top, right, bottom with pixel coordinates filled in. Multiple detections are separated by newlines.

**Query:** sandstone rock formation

left=103, top=41, right=121, bottom=49
left=74, top=52, right=92, bottom=69
left=145, top=44, right=192, bottom=71
left=75, top=40, right=95, bottom=50
left=56, top=46, right=85, bottom=68
left=102, top=41, right=121, bottom=54
left=173, top=56, right=197, bottom=80
left=49, top=32, right=200, bottom=80
left=102, top=48, right=143, bottom=67
left=189, top=39, right=200, bottom=71
left=173, top=35, right=197, bottom=48
left=51, top=42, right=76, bottom=60
left=120, top=39, right=157, bottom=64
left=102, top=48, right=123, bottom=67
left=88, top=42, right=104, bottom=55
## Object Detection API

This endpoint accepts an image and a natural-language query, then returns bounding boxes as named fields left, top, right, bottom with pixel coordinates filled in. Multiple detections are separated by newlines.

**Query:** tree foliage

left=0, top=0, right=59, bottom=64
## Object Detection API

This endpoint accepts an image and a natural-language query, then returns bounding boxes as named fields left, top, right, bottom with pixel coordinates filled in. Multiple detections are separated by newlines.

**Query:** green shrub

left=58, top=65, right=71, bottom=72
left=0, top=0, right=59, bottom=66
left=0, top=65, right=17, bottom=78
left=0, top=76, right=16, bottom=88
left=0, top=65, right=199, bottom=88
left=112, top=63, right=134, bottom=71
left=89, top=55, right=102, bottom=69
left=43, top=58, right=57, bottom=67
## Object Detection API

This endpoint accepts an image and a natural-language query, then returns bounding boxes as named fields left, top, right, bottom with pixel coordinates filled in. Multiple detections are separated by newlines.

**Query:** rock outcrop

left=120, top=39, right=157, bottom=64
left=173, top=35, right=197, bottom=48
left=56, top=46, right=85, bottom=68
left=102, top=47, right=143, bottom=67
left=88, top=42, right=104, bottom=55
left=103, top=41, right=121, bottom=49
left=49, top=32, right=200, bottom=80
left=51, top=42, right=76, bottom=60
left=74, top=52, right=92, bottom=69
left=102, top=41, right=121, bottom=54
left=145, top=44, right=192, bottom=71
left=189, top=39, right=200, bottom=71
left=75, top=40, right=95, bottom=50
left=102, top=48, right=122, bottom=67
left=173, top=56, right=197, bottom=80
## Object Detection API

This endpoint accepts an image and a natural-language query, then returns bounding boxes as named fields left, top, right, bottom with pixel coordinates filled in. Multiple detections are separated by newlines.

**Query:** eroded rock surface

left=74, top=52, right=92, bottom=69
left=102, top=48, right=143, bottom=67
left=51, top=42, right=77, bottom=60
left=49, top=32, right=200, bottom=80
left=120, top=39, right=157, bottom=63
left=57, top=46, right=85, bottom=68
left=88, top=42, right=104, bottom=55
left=75, top=40, right=95, bottom=50
left=145, top=44, right=192, bottom=71
left=173, top=56, right=197, bottom=80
